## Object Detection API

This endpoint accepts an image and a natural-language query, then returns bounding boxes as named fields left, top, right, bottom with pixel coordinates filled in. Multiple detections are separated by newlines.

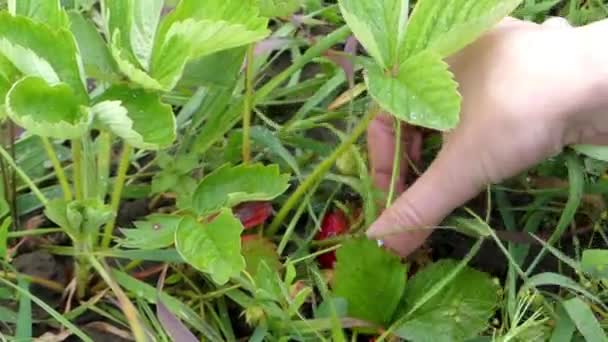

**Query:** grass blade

left=561, top=297, right=608, bottom=342
left=526, top=153, right=584, bottom=275
left=521, top=272, right=606, bottom=309
left=112, top=270, right=223, bottom=341
left=0, top=277, right=92, bottom=342
left=550, top=305, right=576, bottom=342
left=16, top=278, right=32, bottom=340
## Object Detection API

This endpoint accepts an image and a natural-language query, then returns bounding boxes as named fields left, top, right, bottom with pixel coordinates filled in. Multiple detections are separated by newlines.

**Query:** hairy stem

left=101, top=144, right=132, bottom=248
left=8, top=122, right=17, bottom=226
left=242, top=44, right=255, bottom=163
left=71, top=139, right=83, bottom=201
left=97, top=132, right=112, bottom=200
left=88, top=255, right=147, bottom=342
left=41, top=137, right=72, bottom=201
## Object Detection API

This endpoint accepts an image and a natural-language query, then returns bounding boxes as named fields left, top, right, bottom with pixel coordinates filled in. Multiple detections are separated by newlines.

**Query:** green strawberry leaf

left=103, top=0, right=165, bottom=89
left=366, top=50, right=461, bottom=130
left=192, top=164, right=290, bottom=215
left=109, top=33, right=164, bottom=90
left=338, top=0, right=409, bottom=68
left=151, top=171, right=180, bottom=194
left=120, top=214, right=183, bottom=250
left=572, top=145, right=608, bottom=162
left=581, top=249, right=608, bottom=280
left=394, top=259, right=500, bottom=342
left=158, top=0, right=269, bottom=40
left=403, top=0, right=523, bottom=58
left=45, top=199, right=113, bottom=240
left=0, top=54, right=18, bottom=108
left=95, top=85, right=176, bottom=150
left=179, top=47, right=246, bottom=89
left=105, top=0, right=269, bottom=91
left=332, top=238, right=407, bottom=325
left=8, top=0, right=70, bottom=29
left=0, top=12, right=87, bottom=102
left=128, top=0, right=164, bottom=71
left=67, top=11, right=117, bottom=78
left=148, top=0, right=269, bottom=90
left=254, top=260, right=283, bottom=302
left=104, top=0, right=164, bottom=71
left=175, top=210, right=245, bottom=285
left=242, top=236, right=281, bottom=278
left=257, top=0, right=301, bottom=17
left=150, top=18, right=268, bottom=90
left=6, top=76, right=90, bottom=139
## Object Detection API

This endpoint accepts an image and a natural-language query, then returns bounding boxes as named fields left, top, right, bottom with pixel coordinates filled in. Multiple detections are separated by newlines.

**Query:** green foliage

left=257, top=0, right=301, bottom=17
left=339, top=0, right=408, bottom=68
left=16, top=278, right=31, bottom=340
left=192, top=164, right=290, bottom=215
left=104, top=0, right=270, bottom=91
left=581, top=249, right=608, bottom=280
left=6, top=76, right=90, bottom=139
left=572, top=144, right=608, bottom=162
left=102, top=0, right=155, bottom=69
left=8, top=0, right=70, bottom=29
left=175, top=210, right=246, bottom=285
left=44, top=199, right=113, bottom=240
left=403, top=0, right=523, bottom=58
left=394, top=260, right=499, bottom=342
left=0, top=217, right=9, bottom=260
left=120, top=214, right=183, bottom=250
left=242, top=236, right=281, bottom=278
left=332, top=238, right=407, bottom=325
left=0, top=12, right=87, bottom=102
left=561, top=297, right=608, bottom=342
left=365, top=50, right=461, bottom=130
left=94, top=85, right=176, bottom=150
left=67, top=11, right=116, bottom=78
left=339, top=0, right=522, bottom=130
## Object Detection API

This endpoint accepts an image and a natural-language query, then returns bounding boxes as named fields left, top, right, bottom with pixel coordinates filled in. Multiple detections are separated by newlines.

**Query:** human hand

left=366, top=17, right=608, bottom=256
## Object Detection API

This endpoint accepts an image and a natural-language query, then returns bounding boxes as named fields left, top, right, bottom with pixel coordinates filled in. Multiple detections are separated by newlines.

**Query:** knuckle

left=385, top=197, right=425, bottom=229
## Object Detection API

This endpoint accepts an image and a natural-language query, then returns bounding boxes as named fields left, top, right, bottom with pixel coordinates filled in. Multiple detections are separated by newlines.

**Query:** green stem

left=267, top=104, right=379, bottom=236
left=242, top=44, right=255, bottom=164
left=386, top=119, right=402, bottom=207
left=41, top=137, right=72, bottom=201
left=82, top=136, right=95, bottom=199
left=8, top=123, right=17, bottom=227
left=0, top=144, right=47, bottom=205
left=87, top=255, right=147, bottom=342
left=71, top=139, right=83, bottom=201
left=75, top=249, right=88, bottom=299
left=97, top=132, right=112, bottom=200
left=101, top=144, right=132, bottom=248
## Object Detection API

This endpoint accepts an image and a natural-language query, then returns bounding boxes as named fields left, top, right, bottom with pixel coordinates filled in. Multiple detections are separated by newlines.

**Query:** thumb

left=367, top=139, right=487, bottom=256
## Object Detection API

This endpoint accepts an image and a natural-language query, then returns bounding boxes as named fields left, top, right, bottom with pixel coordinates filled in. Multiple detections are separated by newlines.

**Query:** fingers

left=367, top=114, right=408, bottom=195
left=367, top=138, right=487, bottom=256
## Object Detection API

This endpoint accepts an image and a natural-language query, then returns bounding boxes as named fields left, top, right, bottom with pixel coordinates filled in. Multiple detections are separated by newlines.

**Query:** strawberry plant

left=0, top=0, right=605, bottom=341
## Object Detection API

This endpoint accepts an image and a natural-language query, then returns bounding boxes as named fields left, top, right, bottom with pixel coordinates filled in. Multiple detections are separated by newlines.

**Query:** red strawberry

left=316, top=210, right=348, bottom=240
left=315, top=210, right=349, bottom=269
left=233, top=202, right=273, bottom=230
